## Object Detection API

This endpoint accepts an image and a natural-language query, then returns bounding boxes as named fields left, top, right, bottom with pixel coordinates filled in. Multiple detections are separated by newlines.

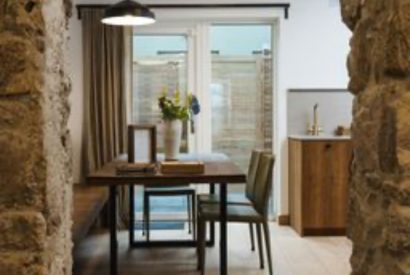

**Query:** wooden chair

left=197, top=149, right=265, bottom=251
left=197, top=153, right=275, bottom=275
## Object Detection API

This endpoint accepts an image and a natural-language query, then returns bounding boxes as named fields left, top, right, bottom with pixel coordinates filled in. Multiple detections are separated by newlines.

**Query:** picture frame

left=128, top=124, right=157, bottom=164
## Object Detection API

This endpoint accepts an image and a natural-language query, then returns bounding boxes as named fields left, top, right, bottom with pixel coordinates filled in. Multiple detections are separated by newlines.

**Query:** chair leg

left=263, top=221, right=273, bottom=275
left=142, top=192, right=147, bottom=236
left=187, top=194, right=192, bottom=234
left=249, top=223, right=255, bottom=251
left=256, top=223, right=265, bottom=269
left=144, top=194, right=150, bottom=241
left=192, top=193, right=197, bottom=241
left=197, top=217, right=206, bottom=273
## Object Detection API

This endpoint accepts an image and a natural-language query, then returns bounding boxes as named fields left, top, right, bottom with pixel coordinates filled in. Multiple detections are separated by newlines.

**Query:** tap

left=307, top=103, right=323, bottom=136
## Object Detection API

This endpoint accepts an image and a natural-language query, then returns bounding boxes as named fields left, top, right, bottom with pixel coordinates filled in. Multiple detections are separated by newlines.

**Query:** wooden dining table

left=86, top=153, right=246, bottom=275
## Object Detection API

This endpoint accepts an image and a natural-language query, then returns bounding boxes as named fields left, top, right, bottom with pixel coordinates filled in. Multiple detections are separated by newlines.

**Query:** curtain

left=81, top=8, right=131, bottom=227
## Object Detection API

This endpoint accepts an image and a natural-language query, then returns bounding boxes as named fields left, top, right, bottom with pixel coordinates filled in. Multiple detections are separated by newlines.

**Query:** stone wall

left=340, top=0, right=410, bottom=274
left=0, top=0, right=72, bottom=274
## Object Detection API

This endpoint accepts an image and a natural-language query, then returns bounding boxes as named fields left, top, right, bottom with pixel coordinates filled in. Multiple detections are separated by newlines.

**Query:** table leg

left=109, top=186, right=118, bottom=275
left=210, top=183, right=215, bottom=246
left=129, top=185, right=135, bottom=247
left=219, top=183, right=228, bottom=275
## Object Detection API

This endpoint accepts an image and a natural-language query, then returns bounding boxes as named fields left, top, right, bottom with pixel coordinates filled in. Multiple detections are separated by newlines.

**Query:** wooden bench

left=72, top=185, right=108, bottom=244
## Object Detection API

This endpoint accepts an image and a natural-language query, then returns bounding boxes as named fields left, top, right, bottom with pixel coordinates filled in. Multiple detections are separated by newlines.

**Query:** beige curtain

left=82, top=8, right=131, bottom=227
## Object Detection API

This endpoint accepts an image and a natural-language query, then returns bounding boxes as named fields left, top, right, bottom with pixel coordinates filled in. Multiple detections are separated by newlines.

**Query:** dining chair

left=142, top=185, right=196, bottom=241
left=197, top=149, right=265, bottom=251
left=197, top=153, right=275, bottom=275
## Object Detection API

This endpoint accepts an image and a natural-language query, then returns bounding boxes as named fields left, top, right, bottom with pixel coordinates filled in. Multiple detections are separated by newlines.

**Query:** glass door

left=133, top=34, right=189, bottom=152
left=132, top=34, right=194, bottom=239
left=210, top=24, right=273, bottom=193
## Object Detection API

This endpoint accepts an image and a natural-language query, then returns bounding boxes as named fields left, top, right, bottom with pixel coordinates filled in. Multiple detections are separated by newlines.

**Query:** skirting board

left=278, top=214, right=290, bottom=226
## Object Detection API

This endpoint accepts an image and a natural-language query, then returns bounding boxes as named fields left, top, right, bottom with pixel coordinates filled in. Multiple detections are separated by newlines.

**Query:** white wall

left=67, top=0, right=352, bottom=215
left=275, top=0, right=351, bottom=215
left=287, top=90, right=353, bottom=135
left=68, top=1, right=84, bottom=183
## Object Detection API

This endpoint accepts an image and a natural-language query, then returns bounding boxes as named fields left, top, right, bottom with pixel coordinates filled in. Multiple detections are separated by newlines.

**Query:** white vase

left=163, top=119, right=182, bottom=160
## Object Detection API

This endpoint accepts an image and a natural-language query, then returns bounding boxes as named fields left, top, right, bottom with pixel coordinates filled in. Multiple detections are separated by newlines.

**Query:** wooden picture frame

left=128, top=125, right=157, bottom=164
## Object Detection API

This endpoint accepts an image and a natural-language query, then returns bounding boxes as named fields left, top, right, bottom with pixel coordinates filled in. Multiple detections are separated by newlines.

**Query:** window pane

left=211, top=25, right=273, bottom=172
left=133, top=35, right=189, bottom=152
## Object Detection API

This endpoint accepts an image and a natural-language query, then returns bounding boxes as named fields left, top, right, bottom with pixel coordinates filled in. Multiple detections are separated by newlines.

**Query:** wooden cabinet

left=288, top=137, right=352, bottom=236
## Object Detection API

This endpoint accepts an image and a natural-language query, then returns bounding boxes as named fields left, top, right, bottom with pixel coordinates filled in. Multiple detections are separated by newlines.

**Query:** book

left=116, top=163, right=157, bottom=175
left=160, top=161, right=205, bottom=174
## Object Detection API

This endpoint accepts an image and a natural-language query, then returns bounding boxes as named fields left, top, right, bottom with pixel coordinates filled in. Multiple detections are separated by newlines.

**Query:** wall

left=287, top=90, right=353, bottom=136
left=68, top=1, right=84, bottom=183
left=68, top=0, right=351, bottom=216
left=341, top=0, right=410, bottom=274
left=276, top=0, right=351, bottom=215
left=0, top=0, right=73, bottom=273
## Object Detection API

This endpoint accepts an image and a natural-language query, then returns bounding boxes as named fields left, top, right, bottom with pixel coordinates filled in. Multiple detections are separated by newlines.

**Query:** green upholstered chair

left=197, top=149, right=265, bottom=251
left=197, top=153, right=275, bottom=275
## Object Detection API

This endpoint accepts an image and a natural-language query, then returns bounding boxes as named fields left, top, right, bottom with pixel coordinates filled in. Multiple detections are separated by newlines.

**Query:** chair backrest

left=245, top=150, right=264, bottom=201
left=252, top=153, right=275, bottom=217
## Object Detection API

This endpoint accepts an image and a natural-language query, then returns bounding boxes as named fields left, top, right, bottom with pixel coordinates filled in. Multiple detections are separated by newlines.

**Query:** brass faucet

left=307, top=103, right=323, bottom=136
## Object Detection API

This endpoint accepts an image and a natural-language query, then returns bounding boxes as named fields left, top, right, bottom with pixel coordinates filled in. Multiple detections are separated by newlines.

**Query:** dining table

left=86, top=153, right=246, bottom=275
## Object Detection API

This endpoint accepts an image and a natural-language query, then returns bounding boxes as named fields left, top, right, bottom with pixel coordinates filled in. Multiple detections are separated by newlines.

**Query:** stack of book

left=116, top=163, right=157, bottom=175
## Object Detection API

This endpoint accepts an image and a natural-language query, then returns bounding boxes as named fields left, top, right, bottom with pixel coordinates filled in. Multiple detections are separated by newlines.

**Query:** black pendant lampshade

left=101, top=0, right=156, bottom=26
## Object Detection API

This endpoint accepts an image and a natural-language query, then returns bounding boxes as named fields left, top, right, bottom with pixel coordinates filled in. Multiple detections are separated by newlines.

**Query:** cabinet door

left=301, top=141, right=352, bottom=231
left=301, top=141, right=328, bottom=229
left=326, top=141, right=352, bottom=228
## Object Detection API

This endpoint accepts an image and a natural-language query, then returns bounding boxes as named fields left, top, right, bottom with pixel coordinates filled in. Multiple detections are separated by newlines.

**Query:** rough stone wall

left=340, top=1, right=410, bottom=274
left=0, top=1, right=73, bottom=274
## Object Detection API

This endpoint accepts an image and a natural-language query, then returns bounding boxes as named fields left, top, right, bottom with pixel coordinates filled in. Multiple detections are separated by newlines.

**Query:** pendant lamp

left=101, top=0, right=156, bottom=26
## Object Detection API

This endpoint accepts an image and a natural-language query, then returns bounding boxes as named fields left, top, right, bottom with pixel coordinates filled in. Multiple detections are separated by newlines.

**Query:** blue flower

left=190, top=95, right=201, bottom=115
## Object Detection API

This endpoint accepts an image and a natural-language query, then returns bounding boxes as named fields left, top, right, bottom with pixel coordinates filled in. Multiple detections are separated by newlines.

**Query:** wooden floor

left=73, top=223, right=352, bottom=275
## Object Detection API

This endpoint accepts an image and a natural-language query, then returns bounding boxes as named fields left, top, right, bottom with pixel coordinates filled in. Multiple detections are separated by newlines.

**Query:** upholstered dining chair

left=142, top=185, right=196, bottom=241
left=197, top=153, right=275, bottom=275
left=197, top=149, right=265, bottom=251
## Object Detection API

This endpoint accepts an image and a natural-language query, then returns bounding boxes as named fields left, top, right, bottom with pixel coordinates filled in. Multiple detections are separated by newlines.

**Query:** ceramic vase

left=163, top=119, right=182, bottom=160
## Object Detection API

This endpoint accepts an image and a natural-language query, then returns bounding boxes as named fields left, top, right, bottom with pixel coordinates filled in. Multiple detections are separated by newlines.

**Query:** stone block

left=395, top=92, right=410, bottom=171
left=384, top=2, right=410, bottom=77
left=0, top=34, right=43, bottom=95
left=0, top=100, right=45, bottom=211
left=340, top=0, right=362, bottom=30
left=0, top=251, right=46, bottom=275
left=0, top=0, right=45, bottom=42
left=0, top=211, right=46, bottom=251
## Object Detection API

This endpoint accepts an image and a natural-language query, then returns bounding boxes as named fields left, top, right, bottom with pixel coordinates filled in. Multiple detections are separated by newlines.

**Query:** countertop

left=289, top=135, right=351, bottom=141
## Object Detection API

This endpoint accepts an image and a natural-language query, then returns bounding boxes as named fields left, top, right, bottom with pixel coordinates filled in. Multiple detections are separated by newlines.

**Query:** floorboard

left=73, top=223, right=352, bottom=275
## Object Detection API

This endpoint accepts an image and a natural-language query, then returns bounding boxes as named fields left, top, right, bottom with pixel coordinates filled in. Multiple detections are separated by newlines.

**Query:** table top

left=86, top=153, right=246, bottom=186
left=289, top=135, right=351, bottom=141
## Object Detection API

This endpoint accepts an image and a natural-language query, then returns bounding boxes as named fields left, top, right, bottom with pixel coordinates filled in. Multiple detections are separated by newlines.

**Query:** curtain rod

left=76, top=3, right=291, bottom=20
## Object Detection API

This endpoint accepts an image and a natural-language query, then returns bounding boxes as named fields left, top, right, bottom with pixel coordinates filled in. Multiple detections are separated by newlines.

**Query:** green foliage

left=158, top=89, right=190, bottom=121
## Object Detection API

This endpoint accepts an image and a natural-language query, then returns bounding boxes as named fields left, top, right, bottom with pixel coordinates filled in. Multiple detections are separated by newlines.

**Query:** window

left=132, top=35, right=189, bottom=152
left=210, top=24, right=273, bottom=172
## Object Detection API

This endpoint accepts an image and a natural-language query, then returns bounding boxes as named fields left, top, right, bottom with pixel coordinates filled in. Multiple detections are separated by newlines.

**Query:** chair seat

left=145, top=186, right=196, bottom=195
left=198, top=193, right=251, bottom=205
left=198, top=203, right=264, bottom=223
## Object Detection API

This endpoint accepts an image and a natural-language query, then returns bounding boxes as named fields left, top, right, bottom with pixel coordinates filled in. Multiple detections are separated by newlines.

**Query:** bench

left=72, top=185, right=108, bottom=244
